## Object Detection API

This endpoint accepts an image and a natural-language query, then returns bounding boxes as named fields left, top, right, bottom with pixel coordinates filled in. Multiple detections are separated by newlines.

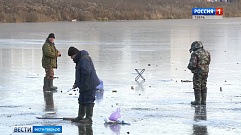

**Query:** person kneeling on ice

left=68, top=47, right=100, bottom=124
left=188, top=41, right=211, bottom=105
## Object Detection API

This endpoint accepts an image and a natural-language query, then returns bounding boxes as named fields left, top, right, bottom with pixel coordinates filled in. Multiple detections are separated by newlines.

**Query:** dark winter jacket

left=42, top=38, right=59, bottom=69
left=74, top=50, right=100, bottom=92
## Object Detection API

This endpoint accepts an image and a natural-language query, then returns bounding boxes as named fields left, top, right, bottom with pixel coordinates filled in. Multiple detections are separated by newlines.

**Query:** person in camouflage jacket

left=42, top=33, right=61, bottom=91
left=188, top=41, right=211, bottom=105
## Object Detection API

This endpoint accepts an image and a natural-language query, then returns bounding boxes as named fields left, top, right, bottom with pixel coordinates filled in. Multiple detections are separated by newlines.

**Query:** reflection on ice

left=193, top=106, right=208, bottom=135
left=43, top=91, right=55, bottom=112
left=95, top=90, right=104, bottom=103
left=78, top=124, right=93, bottom=135
left=135, top=80, right=145, bottom=91
left=104, top=123, right=121, bottom=135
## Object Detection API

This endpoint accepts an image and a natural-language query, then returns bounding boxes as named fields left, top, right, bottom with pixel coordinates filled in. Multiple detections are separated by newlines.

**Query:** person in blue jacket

left=68, top=47, right=100, bottom=124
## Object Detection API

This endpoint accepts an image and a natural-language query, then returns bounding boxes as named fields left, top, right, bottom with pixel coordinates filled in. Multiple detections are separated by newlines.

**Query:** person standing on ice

left=188, top=41, right=211, bottom=105
left=68, top=47, right=100, bottom=124
left=42, top=33, right=61, bottom=91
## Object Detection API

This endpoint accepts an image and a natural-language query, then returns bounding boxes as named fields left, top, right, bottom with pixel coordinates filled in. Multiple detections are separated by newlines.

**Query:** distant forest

left=0, top=0, right=241, bottom=23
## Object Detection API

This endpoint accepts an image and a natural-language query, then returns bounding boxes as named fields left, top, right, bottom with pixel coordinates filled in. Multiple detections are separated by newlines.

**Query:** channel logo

left=192, top=8, right=223, bottom=15
left=13, top=126, right=32, bottom=133
left=13, top=126, right=62, bottom=133
left=192, top=8, right=223, bottom=19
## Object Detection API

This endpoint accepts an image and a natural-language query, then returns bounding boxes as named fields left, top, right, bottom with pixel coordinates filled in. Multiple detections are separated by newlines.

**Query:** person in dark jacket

left=42, top=33, right=61, bottom=91
left=188, top=41, right=211, bottom=105
left=68, top=47, right=100, bottom=124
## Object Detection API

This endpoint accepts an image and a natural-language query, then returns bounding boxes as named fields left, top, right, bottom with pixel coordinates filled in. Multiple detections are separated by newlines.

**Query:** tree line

left=0, top=0, right=240, bottom=23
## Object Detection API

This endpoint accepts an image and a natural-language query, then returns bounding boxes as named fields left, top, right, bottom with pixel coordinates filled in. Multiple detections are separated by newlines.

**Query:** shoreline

left=1, top=17, right=241, bottom=24
left=0, top=0, right=241, bottom=23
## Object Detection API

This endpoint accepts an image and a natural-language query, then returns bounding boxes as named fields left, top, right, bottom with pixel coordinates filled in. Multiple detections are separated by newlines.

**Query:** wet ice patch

left=25, top=76, right=40, bottom=79
left=72, top=95, right=79, bottom=98
left=1, top=112, right=38, bottom=118
left=193, top=120, right=209, bottom=126
left=25, top=74, right=40, bottom=79
left=223, top=83, right=233, bottom=85
left=207, top=22, right=241, bottom=25
left=0, top=105, right=22, bottom=108
left=130, top=108, right=156, bottom=111
left=158, top=79, right=173, bottom=82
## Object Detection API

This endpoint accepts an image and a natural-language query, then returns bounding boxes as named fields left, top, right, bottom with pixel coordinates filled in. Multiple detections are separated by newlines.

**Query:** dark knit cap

left=68, top=47, right=79, bottom=56
left=48, top=33, right=55, bottom=39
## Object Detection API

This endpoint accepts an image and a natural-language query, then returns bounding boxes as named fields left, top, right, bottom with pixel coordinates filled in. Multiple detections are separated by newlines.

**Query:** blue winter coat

left=73, top=50, right=100, bottom=92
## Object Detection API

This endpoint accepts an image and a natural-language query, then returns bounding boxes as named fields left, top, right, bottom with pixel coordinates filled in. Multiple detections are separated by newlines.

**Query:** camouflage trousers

left=45, top=68, right=54, bottom=80
left=193, top=73, right=208, bottom=94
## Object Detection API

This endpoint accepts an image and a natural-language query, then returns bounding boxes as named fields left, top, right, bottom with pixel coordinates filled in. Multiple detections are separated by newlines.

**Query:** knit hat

left=48, top=33, right=55, bottom=39
left=68, top=47, right=79, bottom=56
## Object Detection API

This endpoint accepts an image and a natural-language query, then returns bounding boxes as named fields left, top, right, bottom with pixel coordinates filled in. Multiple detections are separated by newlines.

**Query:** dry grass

left=0, top=0, right=240, bottom=23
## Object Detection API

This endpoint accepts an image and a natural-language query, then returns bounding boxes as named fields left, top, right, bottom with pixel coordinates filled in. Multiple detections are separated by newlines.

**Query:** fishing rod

left=36, top=117, right=74, bottom=120
left=58, top=88, right=79, bottom=97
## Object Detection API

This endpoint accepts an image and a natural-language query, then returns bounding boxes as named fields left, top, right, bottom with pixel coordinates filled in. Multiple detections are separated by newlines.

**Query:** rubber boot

left=79, top=106, right=93, bottom=124
left=71, top=104, right=86, bottom=122
left=43, top=77, right=50, bottom=91
left=201, top=93, right=207, bottom=105
left=48, top=79, right=57, bottom=90
left=191, top=93, right=201, bottom=105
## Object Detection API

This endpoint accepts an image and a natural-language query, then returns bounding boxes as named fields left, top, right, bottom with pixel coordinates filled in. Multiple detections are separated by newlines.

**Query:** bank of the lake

left=0, top=0, right=241, bottom=23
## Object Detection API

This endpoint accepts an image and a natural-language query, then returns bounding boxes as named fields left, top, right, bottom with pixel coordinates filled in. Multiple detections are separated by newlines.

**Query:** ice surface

left=0, top=18, right=241, bottom=134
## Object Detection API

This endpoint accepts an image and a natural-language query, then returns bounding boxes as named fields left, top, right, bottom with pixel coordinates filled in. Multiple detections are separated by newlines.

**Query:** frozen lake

left=0, top=18, right=241, bottom=135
